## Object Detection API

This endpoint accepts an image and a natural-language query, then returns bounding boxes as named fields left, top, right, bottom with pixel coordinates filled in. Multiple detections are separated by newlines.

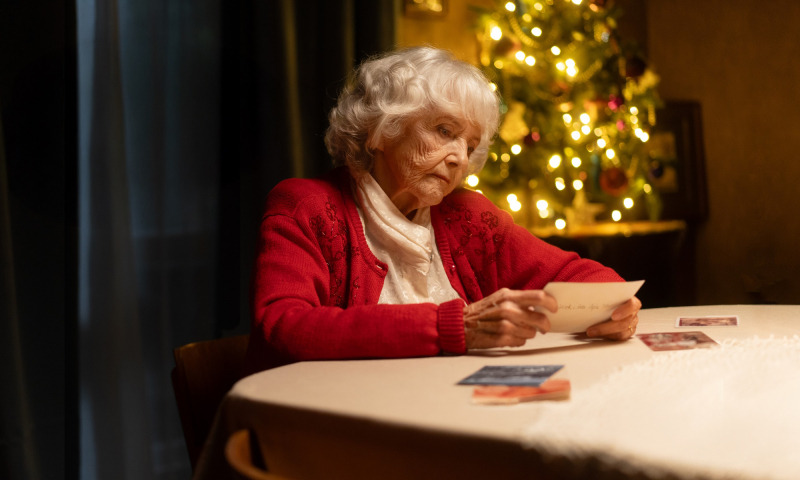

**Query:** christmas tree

left=468, top=0, right=662, bottom=230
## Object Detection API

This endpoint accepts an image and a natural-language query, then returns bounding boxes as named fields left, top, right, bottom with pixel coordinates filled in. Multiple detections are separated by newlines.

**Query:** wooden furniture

left=225, top=429, right=293, bottom=480
left=171, top=334, right=250, bottom=470
left=192, top=306, right=800, bottom=479
left=533, top=220, right=694, bottom=308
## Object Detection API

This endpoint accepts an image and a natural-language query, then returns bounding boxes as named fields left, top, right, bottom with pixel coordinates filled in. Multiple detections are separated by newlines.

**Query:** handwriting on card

left=558, top=303, right=615, bottom=311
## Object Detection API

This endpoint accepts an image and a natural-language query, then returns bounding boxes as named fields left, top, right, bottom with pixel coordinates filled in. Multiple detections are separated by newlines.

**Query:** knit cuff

left=437, top=298, right=467, bottom=355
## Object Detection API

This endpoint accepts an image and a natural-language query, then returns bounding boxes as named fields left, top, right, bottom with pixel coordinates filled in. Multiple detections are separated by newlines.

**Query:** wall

left=647, top=0, right=800, bottom=304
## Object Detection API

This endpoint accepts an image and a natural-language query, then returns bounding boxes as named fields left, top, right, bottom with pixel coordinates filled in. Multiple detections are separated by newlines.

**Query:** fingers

left=466, top=331, right=528, bottom=350
left=471, top=300, right=552, bottom=334
left=611, top=296, right=642, bottom=321
left=586, top=314, right=639, bottom=340
left=475, top=288, right=558, bottom=314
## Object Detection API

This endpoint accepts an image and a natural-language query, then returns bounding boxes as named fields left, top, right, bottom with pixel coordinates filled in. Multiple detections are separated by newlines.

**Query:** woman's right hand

left=463, top=288, right=557, bottom=349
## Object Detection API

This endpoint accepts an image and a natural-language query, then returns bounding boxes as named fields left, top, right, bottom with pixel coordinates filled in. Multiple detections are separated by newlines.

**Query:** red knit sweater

left=243, top=167, right=623, bottom=374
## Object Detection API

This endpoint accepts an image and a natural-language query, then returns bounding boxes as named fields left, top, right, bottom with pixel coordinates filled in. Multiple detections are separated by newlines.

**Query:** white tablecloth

left=194, top=305, right=800, bottom=480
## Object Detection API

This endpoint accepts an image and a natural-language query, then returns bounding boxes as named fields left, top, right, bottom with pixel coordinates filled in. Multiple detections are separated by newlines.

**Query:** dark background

left=1, top=0, right=798, bottom=478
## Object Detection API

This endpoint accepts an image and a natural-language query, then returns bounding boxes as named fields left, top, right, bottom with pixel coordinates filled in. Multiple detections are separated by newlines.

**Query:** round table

left=193, top=305, right=800, bottom=480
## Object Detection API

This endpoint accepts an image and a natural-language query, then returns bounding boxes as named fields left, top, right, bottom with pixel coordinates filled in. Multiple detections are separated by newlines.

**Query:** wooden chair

left=171, top=334, right=250, bottom=470
left=225, top=429, right=293, bottom=480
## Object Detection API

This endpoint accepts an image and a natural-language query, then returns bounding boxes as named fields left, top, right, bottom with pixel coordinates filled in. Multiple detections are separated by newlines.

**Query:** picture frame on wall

left=642, top=101, right=708, bottom=221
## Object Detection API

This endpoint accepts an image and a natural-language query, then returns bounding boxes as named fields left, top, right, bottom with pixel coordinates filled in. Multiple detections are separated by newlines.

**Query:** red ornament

left=599, top=167, right=629, bottom=196
left=608, top=94, right=623, bottom=111
left=523, top=131, right=540, bottom=145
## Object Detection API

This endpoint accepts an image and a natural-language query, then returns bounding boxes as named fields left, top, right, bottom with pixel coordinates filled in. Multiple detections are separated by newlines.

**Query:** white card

left=534, top=280, right=645, bottom=333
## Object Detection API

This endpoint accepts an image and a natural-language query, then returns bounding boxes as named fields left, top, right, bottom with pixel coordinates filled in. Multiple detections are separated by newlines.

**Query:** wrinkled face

left=376, top=115, right=482, bottom=213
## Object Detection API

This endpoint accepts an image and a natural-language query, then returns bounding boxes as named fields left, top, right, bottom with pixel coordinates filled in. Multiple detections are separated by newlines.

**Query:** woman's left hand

left=585, top=296, right=642, bottom=341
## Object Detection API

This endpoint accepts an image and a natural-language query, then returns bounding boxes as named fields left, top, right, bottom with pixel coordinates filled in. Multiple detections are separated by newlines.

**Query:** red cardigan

left=243, top=167, right=623, bottom=374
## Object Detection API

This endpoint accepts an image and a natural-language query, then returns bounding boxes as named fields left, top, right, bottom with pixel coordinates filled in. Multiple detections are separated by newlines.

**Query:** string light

left=623, top=197, right=633, bottom=208
left=505, top=2, right=516, bottom=11
left=566, top=66, right=577, bottom=76
left=566, top=59, right=575, bottom=68
left=597, top=138, right=606, bottom=148
left=573, top=179, right=583, bottom=190
left=635, top=128, right=643, bottom=138
left=581, top=125, right=591, bottom=135
left=571, top=0, right=583, bottom=4
left=571, top=157, right=581, bottom=167
left=490, top=26, right=502, bottom=41
left=467, top=175, right=479, bottom=187
left=511, top=144, right=522, bottom=155
left=525, top=55, right=536, bottom=66
left=510, top=202, right=522, bottom=212
left=571, top=131, right=580, bottom=140
left=534, top=2, right=543, bottom=11
left=549, top=154, right=561, bottom=168
left=539, top=209, right=549, bottom=218
left=643, top=184, right=652, bottom=194
left=630, top=106, right=639, bottom=115
left=536, top=200, right=548, bottom=210
left=579, top=113, right=590, bottom=124
left=522, top=13, right=532, bottom=22
left=594, top=128, right=602, bottom=136
left=640, top=132, right=650, bottom=142
left=563, top=113, right=572, bottom=123
left=490, top=152, right=498, bottom=161
left=532, top=27, right=542, bottom=36
left=551, top=46, right=561, bottom=55
left=489, top=83, right=497, bottom=91
left=494, top=60, right=504, bottom=69
left=501, top=153, right=510, bottom=162
left=612, top=210, right=622, bottom=221
left=556, top=62, right=565, bottom=71
left=476, top=189, right=483, bottom=194
left=631, top=116, right=638, bottom=124
left=606, top=149, right=615, bottom=159
left=555, top=219, right=566, bottom=229
left=516, top=51, right=526, bottom=61
left=555, top=178, right=566, bottom=190
left=507, top=193, right=518, bottom=203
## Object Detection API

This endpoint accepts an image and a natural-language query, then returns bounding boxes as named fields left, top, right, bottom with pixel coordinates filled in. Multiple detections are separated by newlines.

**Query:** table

left=194, top=305, right=800, bottom=480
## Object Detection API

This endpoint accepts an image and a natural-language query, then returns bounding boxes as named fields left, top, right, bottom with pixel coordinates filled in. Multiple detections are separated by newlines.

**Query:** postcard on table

left=637, top=331, right=718, bottom=352
left=471, top=379, right=571, bottom=405
left=534, top=280, right=644, bottom=333
left=676, top=315, right=739, bottom=327
left=457, top=365, right=563, bottom=387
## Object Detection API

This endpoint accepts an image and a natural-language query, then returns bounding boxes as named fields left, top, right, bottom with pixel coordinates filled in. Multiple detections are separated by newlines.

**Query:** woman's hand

left=586, top=296, right=642, bottom=341
left=463, top=288, right=557, bottom=349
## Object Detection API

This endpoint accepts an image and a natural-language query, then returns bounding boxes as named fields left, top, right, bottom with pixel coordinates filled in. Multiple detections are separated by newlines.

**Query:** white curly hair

left=325, top=46, right=501, bottom=175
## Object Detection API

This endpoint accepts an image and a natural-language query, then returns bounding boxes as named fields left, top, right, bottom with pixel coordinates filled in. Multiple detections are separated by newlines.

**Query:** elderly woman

left=243, top=47, right=640, bottom=374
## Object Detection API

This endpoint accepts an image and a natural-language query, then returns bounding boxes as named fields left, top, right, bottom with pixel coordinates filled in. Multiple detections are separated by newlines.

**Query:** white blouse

left=353, top=173, right=462, bottom=306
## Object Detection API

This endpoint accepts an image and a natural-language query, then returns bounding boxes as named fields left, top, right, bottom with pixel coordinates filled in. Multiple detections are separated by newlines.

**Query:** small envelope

left=534, top=280, right=645, bottom=333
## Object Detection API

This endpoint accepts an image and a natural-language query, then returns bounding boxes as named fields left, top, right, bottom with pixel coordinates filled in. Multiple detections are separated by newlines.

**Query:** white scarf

left=353, top=173, right=461, bottom=305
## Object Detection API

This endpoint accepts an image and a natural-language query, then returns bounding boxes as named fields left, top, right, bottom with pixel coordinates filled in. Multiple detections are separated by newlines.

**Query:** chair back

left=171, top=334, right=250, bottom=470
